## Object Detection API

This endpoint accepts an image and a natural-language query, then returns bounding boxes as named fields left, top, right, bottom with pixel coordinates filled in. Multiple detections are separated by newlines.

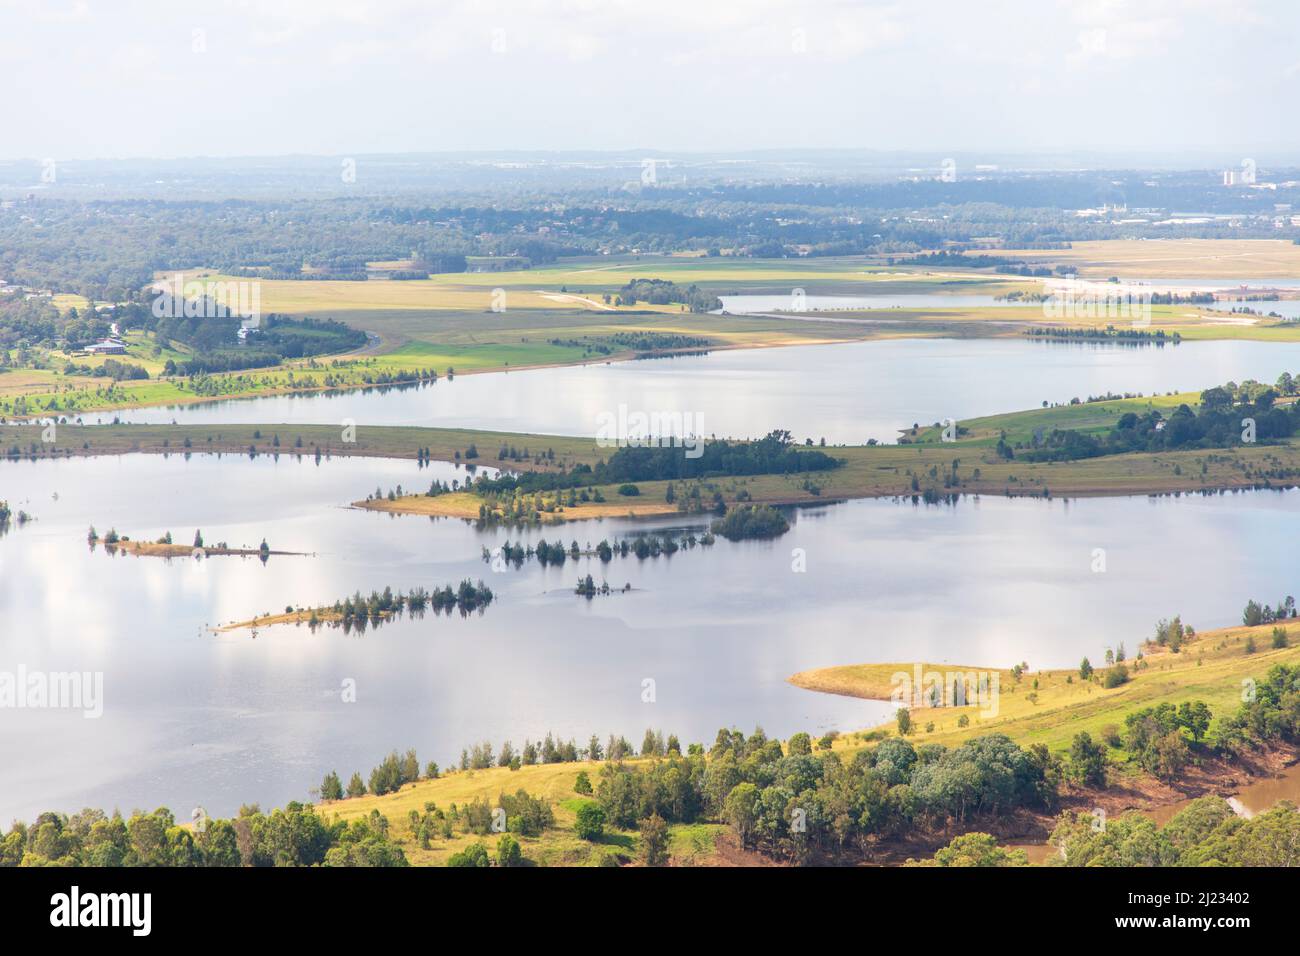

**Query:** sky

left=1, top=0, right=1298, bottom=161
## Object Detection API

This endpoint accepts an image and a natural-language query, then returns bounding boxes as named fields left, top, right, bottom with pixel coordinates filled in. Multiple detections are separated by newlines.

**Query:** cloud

left=0, top=0, right=1297, bottom=157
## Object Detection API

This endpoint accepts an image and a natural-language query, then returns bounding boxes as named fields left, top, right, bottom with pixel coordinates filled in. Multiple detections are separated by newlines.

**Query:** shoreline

left=5, top=419, right=1300, bottom=509
left=8, top=311, right=1299, bottom=423
left=2, top=331, right=876, bottom=422
left=786, top=619, right=1300, bottom=752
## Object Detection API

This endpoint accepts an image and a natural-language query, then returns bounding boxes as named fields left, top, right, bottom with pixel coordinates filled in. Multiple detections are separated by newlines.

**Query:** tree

left=400, top=749, right=420, bottom=783
left=787, top=732, right=812, bottom=756
left=574, top=771, right=593, bottom=795
left=896, top=708, right=912, bottom=736
left=496, top=834, right=523, bottom=867
left=1177, top=701, right=1212, bottom=742
left=1079, top=657, right=1094, bottom=681
left=345, top=772, right=366, bottom=798
left=1103, top=664, right=1130, bottom=689
left=574, top=802, right=605, bottom=841
left=1244, top=600, right=1265, bottom=627
left=640, top=813, right=670, bottom=866
left=926, top=832, right=1028, bottom=867
left=1068, top=732, right=1107, bottom=788
left=640, top=728, right=664, bottom=757
left=447, top=842, right=490, bottom=867
left=320, top=771, right=343, bottom=802
left=723, top=782, right=760, bottom=849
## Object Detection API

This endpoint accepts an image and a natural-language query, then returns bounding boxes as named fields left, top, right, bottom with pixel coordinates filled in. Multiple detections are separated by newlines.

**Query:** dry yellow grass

left=791, top=620, right=1300, bottom=753
left=319, top=760, right=656, bottom=867
left=995, top=239, right=1300, bottom=279
left=215, top=608, right=344, bottom=632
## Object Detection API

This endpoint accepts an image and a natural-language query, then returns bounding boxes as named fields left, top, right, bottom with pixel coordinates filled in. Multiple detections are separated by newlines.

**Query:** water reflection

left=97, top=338, right=1300, bottom=444
left=3, top=452, right=1300, bottom=821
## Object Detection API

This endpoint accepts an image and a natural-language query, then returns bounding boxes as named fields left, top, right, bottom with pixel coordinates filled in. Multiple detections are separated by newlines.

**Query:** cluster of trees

left=471, top=430, right=839, bottom=500
left=614, top=278, right=721, bottom=312
left=441, top=792, right=557, bottom=866
left=710, top=504, right=790, bottom=540
left=1049, top=796, right=1300, bottom=866
left=599, top=429, right=840, bottom=484
left=1217, top=663, right=1300, bottom=752
left=545, top=331, right=712, bottom=356
left=1023, top=326, right=1178, bottom=345
left=308, top=580, right=494, bottom=632
left=0, top=803, right=407, bottom=868
left=920, top=795, right=1300, bottom=867
left=586, top=730, right=1056, bottom=863
left=62, top=357, right=150, bottom=380
left=1120, top=702, right=1212, bottom=779
left=153, top=313, right=366, bottom=375
left=1153, top=615, right=1193, bottom=652
left=487, top=530, right=715, bottom=569
left=1243, top=596, right=1297, bottom=627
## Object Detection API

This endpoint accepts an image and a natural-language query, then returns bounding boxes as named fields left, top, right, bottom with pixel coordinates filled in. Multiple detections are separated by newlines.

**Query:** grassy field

left=316, top=758, right=723, bottom=867
left=789, top=619, right=1300, bottom=755
left=994, top=239, right=1300, bottom=280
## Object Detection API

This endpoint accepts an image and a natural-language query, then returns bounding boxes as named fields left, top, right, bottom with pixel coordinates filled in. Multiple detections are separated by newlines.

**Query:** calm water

left=101, top=338, right=1300, bottom=444
left=3, top=451, right=1299, bottom=821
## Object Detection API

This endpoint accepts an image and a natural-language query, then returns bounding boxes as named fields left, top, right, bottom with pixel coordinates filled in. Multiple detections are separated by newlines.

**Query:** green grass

left=792, top=621, right=1300, bottom=757
left=321, top=760, right=656, bottom=867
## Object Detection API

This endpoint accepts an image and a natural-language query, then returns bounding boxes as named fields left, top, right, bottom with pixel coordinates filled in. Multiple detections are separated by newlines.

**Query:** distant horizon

left=4, top=147, right=1300, bottom=167
left=2, top=146, right=1300, bottom=174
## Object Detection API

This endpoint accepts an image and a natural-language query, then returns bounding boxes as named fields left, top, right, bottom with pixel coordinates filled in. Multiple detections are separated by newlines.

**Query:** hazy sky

left=1, top=0, right=1298, bottom=160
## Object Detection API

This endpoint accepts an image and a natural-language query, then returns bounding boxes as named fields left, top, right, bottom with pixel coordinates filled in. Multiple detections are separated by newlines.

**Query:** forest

left=472, top=429, right=841, bottom=497
left=4, top=162, right=1299, bottom=299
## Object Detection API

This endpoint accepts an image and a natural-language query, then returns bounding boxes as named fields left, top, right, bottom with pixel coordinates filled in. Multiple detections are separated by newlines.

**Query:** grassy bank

left=306, top=618, right=1300, bottom=867
left=6, top=389, right=1300, bottom=509
left=318, top=761, right=725, bottom=867
left=789, top=619, right=1300, bottom=755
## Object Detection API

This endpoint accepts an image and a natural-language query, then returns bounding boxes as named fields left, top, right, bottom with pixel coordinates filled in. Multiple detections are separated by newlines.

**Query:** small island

left=216, top=580, right=495, bottom=633
left=710, top=504, right=790, bottom=540
left=87, top=526, right=302, bottom=559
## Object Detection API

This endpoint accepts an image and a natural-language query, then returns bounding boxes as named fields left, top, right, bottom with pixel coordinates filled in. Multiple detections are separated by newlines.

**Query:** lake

left=99, top=337, right=1300, bottom=445
left=2, top=450, right=1298, bottom=821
